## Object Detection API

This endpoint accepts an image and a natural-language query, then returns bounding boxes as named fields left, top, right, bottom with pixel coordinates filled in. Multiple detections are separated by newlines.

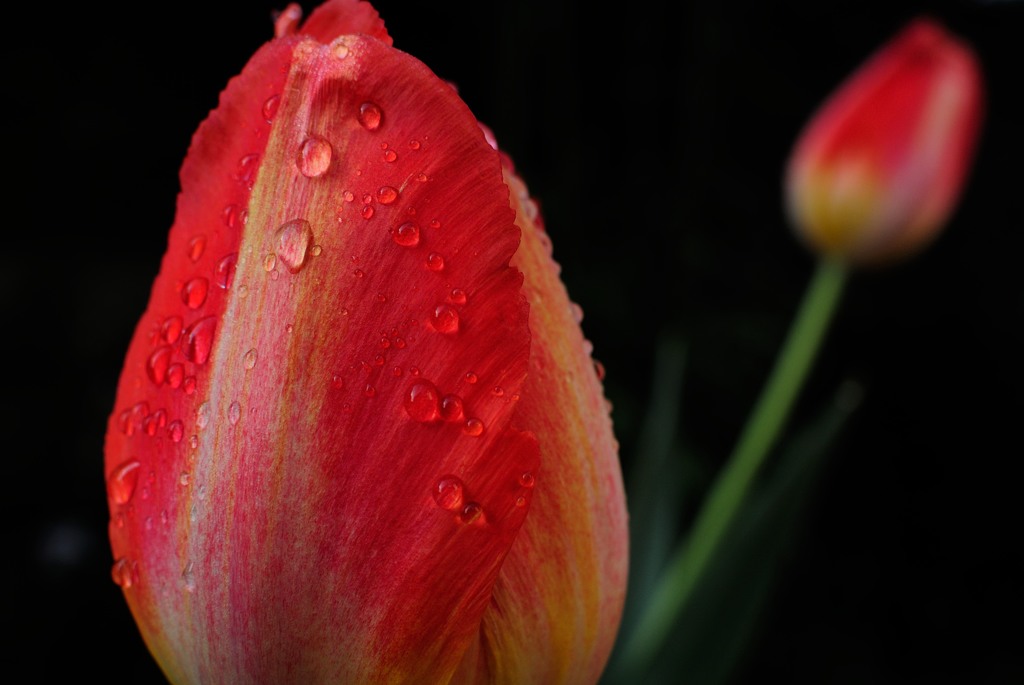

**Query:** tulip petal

left=106, top=15, right=540, bottom=685
left=450, top=150, right=629, bottom=684
left=298, top=0, right=392, bottom=45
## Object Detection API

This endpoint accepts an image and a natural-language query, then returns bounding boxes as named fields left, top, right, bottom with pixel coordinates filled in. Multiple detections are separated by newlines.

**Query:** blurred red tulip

left=103, top=1, right=627, bottom=682
left=785, top=17, right=984, bottom=265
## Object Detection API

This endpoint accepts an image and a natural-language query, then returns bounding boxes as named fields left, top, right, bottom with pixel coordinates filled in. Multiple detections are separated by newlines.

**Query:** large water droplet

left=376, top=186, right=399, bottom=205
left=107, top=459, right=141, bottom=505
left=276, top=219, right=314, bottom=273
left=460, top=502, right=484, bottom=526
left=181, top=316, right=217, bottom=365
left=463, top=417, right=485, bottom=436
left=262, top=94, right=281, bottom=122
left=297, top=136, right=333, bottom=178
left=431, top=304, right=459, bottom=334
left=236, top=153, right=260, bottom=185
left=215, top=253, right=238, bottom=290
left=393, top=222, right=421, bottom=245
left=439, top=394, right=464, bottom=422
left=161, top=316, right=183, bottom=345
left=144, top=409, right=166, bottom=436
left=358, top=102, right=382, bottom=130
left=118, top=401, right=149, bottom=436
left=167, top=364, right=184, bottom=389
left=146, top=345, right=173, bottom=385
left=404, top=381, right=440, bottom=422
left=433, top=475, right=464, bottom=511
left=519, top=471, right=535, bottom=488
left=181, top=277, right=209, bottom=310
left=426, top=252, right=445, bottom=271
left=243, top=348, right=258, bottom=370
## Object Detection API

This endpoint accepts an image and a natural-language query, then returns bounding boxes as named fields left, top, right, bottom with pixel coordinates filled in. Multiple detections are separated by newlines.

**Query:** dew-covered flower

left=103, top=1, right=628, bottom=683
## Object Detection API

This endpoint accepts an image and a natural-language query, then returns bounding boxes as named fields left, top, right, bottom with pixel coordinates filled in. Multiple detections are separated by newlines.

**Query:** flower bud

left=785, top=17, right=984, bottom=265
left=102, top=1, right=627, bottom=683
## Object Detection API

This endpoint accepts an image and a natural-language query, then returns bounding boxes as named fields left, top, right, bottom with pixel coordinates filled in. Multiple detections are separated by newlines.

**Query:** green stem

left=613, top=256, right=848, bottom=678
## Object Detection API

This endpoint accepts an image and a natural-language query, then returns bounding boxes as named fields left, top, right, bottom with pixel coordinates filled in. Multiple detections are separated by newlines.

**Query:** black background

left=7, top=0, right=1022, bottom=682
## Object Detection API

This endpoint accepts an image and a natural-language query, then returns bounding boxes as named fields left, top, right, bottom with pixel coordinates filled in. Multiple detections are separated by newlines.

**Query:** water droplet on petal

left=409, top=139, right=421, bottom=150
left=460, top=502, right=484, bottom=526
left=297, top=136, right=333, bottom=178
left=181, top=277, right=209, bottom=309
left=111, top=557, right=137, bottom=588
left=262, top=94, right=281, bottom=122
left=181, top=316, right=217, bottom=365
left=183, top=376, right=197, bottom=395
left=492, top=386, right=505, bottom=397
left=119, top=401, right=149, bottom=436
left=449, top=288, right=467, bottom=305
left=161, top=316, right=183, bottom=344
left=276, top=219, right=314, bottom=273
left=463, top=417, right=484, bottom=436
left=236, top=153, right=260, bottom=185
left=439, top=394, right=464, bottom=422
left=167, top=363, right=184, bottom=389
left=519, top=471, right=535, bottom=488
left=358, top=102, right=382, bottom=130
left=464, top=372, right=478, bottom=384
left=376, top=185, right=399, bottom=204
left=195, top=402, right=210, bottom=430
left=404, top=381, right=440, bottom=422
left=429, top=218, right=441, bottom=229
left=108, top=459, right=141, bottom=505
left=146, top=345, right=173, bottom=385
left=168, top=420, right=184, bottom=443
left=179, top=472, right=191, bottom=487
left=331, top=39, right=350, bottom=59
left=243, top=348, right=258, bottom=370
left=393, top=222, right=421, bottom=245
left=228, top=401, right=241, bottom=425
left=433, top=475, right=464, bottom=511
left=264, top=254, right=277, bottom=272
left=144, top=409, right=166, bottom=436
left=426, top=252, right=445, bottom=271
left=188, top=236, right=206, bottom=262
left=222, top=204, right=241, bottom=229
left=215, top=253, right=238, bottom=289
left=431, top=304, right=459, bottom=334
left=361, top=205, right=375, bottom=220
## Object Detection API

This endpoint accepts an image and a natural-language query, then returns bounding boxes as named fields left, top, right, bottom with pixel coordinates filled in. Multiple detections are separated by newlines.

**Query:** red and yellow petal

left=105, top=4, right=543, bottom=682
left=448, top=152, right=628, bottom=685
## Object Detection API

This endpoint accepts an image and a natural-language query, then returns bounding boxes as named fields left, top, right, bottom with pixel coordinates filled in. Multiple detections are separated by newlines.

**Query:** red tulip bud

left=103, top=1, right=627, bottom=682
left=785, top=17, right=984, bottom=265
